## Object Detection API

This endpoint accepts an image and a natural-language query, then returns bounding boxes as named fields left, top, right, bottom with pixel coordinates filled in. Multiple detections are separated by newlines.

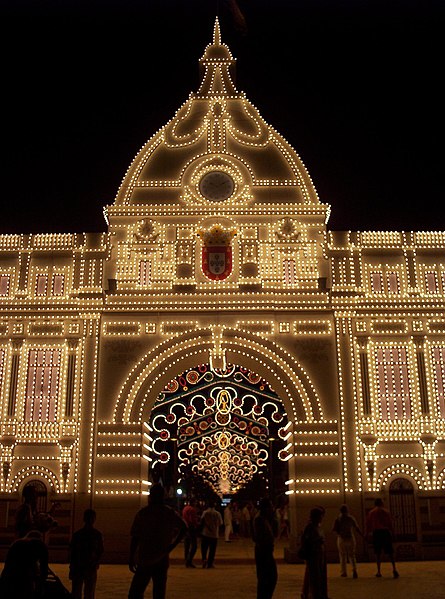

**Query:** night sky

left=2, top=0, right=444, bottom=234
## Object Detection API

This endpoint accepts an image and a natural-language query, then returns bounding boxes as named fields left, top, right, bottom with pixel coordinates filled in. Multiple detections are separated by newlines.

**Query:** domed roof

left=113, top=18, right=320, bottom=211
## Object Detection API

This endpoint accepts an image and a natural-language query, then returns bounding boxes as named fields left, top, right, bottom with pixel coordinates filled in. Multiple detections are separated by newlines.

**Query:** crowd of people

left=0, top=483, right=400, bottom=599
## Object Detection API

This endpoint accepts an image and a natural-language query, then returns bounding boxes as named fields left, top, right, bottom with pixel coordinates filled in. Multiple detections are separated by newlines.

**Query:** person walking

left=69, top=508, right=104, bottom=599
left=128, top=483, right=187, bottom=599
left=332, top=504, right=363, bottom=578
left=200, top=500, right=223, bottom=568
left=366, top=498, right=399, bottom=578
left=182, top=499, right=199, bottom=568
left=300, top=507, right=329, bottom=599
left=224, top=502, right=233, bottom=542
left=253, top=497, right=278, bottom=599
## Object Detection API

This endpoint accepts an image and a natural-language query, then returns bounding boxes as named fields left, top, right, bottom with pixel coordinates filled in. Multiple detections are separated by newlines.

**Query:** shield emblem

left=202, top=245, right=232, bottom=280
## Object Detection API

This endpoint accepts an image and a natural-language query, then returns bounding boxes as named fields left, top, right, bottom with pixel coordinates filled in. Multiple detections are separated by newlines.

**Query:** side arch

left=9, top=465, right=61, bottom=494
left=376, top=464, right=427, bottom=492
left=113, top=328, right=323, bottom=423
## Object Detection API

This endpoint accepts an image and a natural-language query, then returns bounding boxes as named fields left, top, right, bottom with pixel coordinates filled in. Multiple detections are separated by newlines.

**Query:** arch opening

left=146, top=362, right=290, bottom=502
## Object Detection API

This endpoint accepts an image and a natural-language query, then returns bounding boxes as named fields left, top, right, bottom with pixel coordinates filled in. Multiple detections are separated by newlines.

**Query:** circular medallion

left=199, top=171, right=235, bottom=201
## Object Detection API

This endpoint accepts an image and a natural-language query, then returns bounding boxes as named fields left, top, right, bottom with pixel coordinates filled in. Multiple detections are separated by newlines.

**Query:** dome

left=112, top=18, right=320, bottom=211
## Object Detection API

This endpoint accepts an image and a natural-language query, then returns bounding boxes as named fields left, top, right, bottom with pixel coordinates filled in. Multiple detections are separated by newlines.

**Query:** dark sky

left=2, top=0, right=444, bottom=234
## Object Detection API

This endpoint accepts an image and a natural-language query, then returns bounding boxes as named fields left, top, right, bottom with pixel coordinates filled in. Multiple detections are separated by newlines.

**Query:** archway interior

left=148, top=363, right=290, bottom=499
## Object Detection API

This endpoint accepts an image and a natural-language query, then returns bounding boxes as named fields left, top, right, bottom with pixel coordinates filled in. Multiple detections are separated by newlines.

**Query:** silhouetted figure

left=300, top=507, right=329, bottom=599
left=0, top=530, right=48, bottom=598
left=15, top=485, right=60, bottom=539
left=241, top=502, right=252, bottom=537
left=276, top=500, right=290, bottom=540
left=332, top=504, right=363, bottom=578
left=15, top=485, right=38, bottom=538
left=182, top=498, right=199, bottom=568
left=253, top=497, right=278, bottom=599
left=231, top=501, right=240, bottom=537
left=69, top=508, right=104, bottom=599
left=128, top=483, right=186, bottom=599
left=224, top=502, right=233, bottom=542
left=200, top=500, right=223, bottom=568
left=366, top=498, right=399, bottom=578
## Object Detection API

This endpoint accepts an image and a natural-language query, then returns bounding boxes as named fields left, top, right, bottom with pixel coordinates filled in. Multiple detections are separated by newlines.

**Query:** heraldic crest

left=197, top=224, right=237, bottom=281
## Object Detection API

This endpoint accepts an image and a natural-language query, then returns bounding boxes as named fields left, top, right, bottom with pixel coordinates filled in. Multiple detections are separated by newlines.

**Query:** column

left=357, top=337, right=371, bottom=416
left=65, top=339, right=78, bottom=417
left=414, top=336, right=429, bottom=414
left=7, top=339, right=23, bottom=417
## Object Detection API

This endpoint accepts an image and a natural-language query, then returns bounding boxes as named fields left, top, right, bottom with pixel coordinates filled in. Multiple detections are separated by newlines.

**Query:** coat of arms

left=197, top=224, right=237, bottom=281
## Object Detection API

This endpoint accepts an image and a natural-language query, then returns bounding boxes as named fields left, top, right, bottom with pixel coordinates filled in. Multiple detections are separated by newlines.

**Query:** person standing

left=277, top=502, right=290, bottom=540
left=128, top=484, right=187, bottom=599
left=231, top=501, right=240, bottom=537
left=366, top=498, right=399, bottom=578
left=242, top=502, right=252, bottom=537
left=69, top=508, right=104, bottom=599
left=200, top=500, right=223, bottom=568
left=332, top=504, right=363, bottom=578
left=224, top=502, right=233, bottom=542
left=253, top=497, right=278, bottom=599
left=300, top=507, right=329, bottom=599
left=182, top=499, right=199, bottom=568
left=15, top=485, right=38, bottom=538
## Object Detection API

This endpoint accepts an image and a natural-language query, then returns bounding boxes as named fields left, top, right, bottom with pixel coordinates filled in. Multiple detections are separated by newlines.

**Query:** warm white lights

left=0, top=19, right=444, bottom=550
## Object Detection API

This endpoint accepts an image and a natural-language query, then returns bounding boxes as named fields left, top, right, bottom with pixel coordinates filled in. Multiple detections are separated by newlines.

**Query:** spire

left=213, top=17, right=221, bottom=46
left=197, top=18, right=238, bottom=97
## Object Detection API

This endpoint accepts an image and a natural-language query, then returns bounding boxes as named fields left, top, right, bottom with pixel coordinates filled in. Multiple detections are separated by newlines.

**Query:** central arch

left=148, top=362, right=290, bottom=498
left=113, top=328, right=324, bottom=425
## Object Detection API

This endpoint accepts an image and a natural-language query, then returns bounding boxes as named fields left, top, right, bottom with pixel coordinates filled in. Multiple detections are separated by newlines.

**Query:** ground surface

left=4, top=537, right=445, bottom=598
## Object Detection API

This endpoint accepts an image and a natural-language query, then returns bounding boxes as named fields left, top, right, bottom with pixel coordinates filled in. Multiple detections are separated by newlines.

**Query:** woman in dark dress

left=300, top=506, right=329, bottom=599
left=253, top=497, right=279, bottom=599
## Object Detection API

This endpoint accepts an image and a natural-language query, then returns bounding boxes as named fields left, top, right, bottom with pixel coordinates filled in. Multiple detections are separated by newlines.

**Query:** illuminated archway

left=147, top=363, right=290, bottom=497
left=113, top=328, right=324, bottom=424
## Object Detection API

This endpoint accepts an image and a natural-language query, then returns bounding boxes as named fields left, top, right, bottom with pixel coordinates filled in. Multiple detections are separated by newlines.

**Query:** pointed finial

left=213, top=17, right=221, bottom=45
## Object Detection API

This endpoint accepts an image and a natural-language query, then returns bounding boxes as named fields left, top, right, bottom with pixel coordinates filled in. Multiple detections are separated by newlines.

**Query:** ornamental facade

left=1, top=21, right=445, bottom=561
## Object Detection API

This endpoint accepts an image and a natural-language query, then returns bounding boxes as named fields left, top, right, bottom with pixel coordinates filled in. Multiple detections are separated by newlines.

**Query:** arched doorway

left=389, top=478, right=417, bottom=541
left=22, top=479, right=48, bottom=513
left=147, top=363, right=290, bottom=503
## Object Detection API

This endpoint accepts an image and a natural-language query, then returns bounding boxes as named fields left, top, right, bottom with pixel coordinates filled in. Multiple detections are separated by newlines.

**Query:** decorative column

left=357, top=337, right=371, bottom=416
left=1, top=453, right=12, bottom=493
left=360, top=435, right=378, bottom=491
left=7, top=339, right=23, bottom=417
left=65, top=339, right=79, bottom=418
left=60, top=448, right=73, bottom=493
left=420, top=434, right=436, bottom=490
left=413, top=336, right=429, bottom=414
left=16, top=248, right=31, bottom=296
